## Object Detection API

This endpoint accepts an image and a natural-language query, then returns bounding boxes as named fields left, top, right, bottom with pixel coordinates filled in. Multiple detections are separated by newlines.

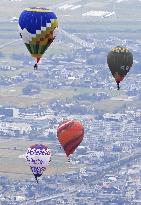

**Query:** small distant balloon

left=25, top=144, right=51, bottom=183
left=57, top=119, right=84, bottom=160
left=107, top=46, right=133, bottom=90
left=18, top=7, right=58, bottom=70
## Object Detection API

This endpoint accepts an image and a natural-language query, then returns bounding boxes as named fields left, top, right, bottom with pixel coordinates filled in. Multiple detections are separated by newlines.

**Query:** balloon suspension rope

left=117, top=82, right=120, bottom=90
left=35, top=175, right=39, bottom=183
left=68, top=157, right=70, bottom=162
left=34, top=58, right=40, bottom=70
left=34, top=63, right=38, bottom=70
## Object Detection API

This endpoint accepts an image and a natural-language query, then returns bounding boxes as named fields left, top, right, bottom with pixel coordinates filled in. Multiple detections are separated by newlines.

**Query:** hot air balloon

left=107, top=46, right=133, bottom=90
left=25, top=144, right=51, bottom=183
left=18, top=7, right=58, bottom=70
left=57, top=119, right=84, bottom=161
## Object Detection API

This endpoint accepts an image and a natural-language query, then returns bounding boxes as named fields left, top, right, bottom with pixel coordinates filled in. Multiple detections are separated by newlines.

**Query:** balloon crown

left=25, top=7, right=51, bottom=12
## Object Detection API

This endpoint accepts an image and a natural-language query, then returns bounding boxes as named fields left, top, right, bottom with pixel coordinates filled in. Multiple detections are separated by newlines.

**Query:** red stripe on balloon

left=63, top=131, right=84, bottom=157
left=57, top=120, right=74, bottom=136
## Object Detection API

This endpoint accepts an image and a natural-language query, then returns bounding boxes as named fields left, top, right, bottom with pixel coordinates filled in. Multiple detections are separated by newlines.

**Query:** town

left=1, top=0, right=141, bottom=204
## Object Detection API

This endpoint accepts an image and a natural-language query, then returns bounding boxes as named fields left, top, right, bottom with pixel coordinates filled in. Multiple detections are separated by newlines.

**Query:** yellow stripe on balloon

left=25, top=8, right=52, bottom=13
left=32, top=54, right=42, bottom=58
left=51, top=19, right=59, bottom=28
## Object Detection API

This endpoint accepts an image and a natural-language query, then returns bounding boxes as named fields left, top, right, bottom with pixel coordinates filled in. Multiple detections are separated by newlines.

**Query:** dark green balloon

left=107, top=46, right=133, bottom=90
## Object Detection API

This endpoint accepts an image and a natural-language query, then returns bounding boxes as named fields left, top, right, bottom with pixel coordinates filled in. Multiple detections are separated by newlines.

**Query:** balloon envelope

left=18, top=7, right=58, bottom=64
left=107, top=46, right=133, bottom=89
left=57, top=119, right=84, bottom=157
left=25, top=144, right=51, bottom=181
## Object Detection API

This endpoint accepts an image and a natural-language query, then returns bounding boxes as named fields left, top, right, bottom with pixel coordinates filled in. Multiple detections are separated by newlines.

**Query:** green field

left=0, top=83, right=127, bottom=109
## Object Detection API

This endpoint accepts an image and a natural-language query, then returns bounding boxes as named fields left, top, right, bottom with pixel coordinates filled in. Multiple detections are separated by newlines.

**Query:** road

left=59, top=28, right=95, bottom=49
left=0, top=39, right=20, bottom=49
left=93, top=147, right=141, bottom=183
left=21, top=189, right=76, bottom=204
